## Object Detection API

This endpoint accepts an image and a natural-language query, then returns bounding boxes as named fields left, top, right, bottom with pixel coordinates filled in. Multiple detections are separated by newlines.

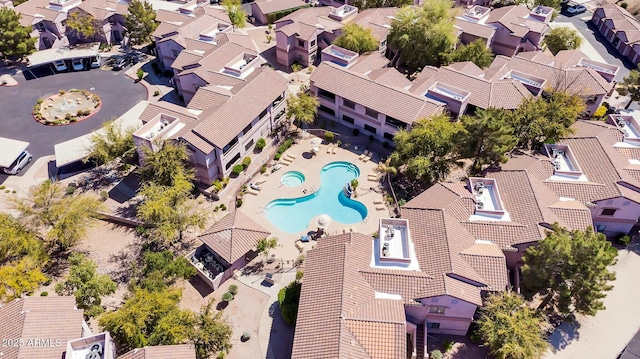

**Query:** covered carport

left=0, top=137, right=30, bottom=170
left=53, top=100, right=148, bottom=178
left=25, top=45, right=99, bottom=79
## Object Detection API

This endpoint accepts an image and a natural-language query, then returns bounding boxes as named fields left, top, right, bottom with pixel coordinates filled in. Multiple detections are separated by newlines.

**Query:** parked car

left=72, top=58, right=84, bottom=71
left=565, top=3, right=587, bottom=14
left=3, top=150, right=32, bottom=175
left=53, top=60, right=67, bottom=72
left=112, top=56, right=137, bottom=70
left=90, top=55, right=101, bottom=68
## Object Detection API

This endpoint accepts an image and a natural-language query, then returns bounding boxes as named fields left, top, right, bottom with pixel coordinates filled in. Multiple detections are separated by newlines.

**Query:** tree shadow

left=547, top=319, right=582, bottom=353
left=265, top=299, right=294, bottom=359
left=216, top=300, right=229, bottom=310
left=107, top=234, right=145, bottom=284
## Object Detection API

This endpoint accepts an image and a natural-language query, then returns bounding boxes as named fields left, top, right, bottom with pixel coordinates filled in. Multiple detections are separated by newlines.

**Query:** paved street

left=0, top=67, right=146, bottom=181
left=544, top=248, right=640, bottom=359
left=554, top=13, right=635, bottom=81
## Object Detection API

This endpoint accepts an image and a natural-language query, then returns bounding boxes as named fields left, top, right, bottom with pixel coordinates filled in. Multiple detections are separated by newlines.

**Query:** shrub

left=59, top=89, right=65, bottom=94
left=232, top=164, right=244, bottom=175
left=213, top=180, right=224, bottom=192
left=153, top=90, right=160, bottom=96
left=260, top=164, right=267, bottom=174
left=236, top=198, right=243, bottom=207
left=324, top=131, right=335, bottom=143
left=242, top=157, right=252, bottom=168
left=77, top=109, right=84, bottom=117
left=430, top=349, right=443, bottom=359
left=221, top=292, right=234, bottom=302
left=443, top=339, right=454, bottom=352
left=241, top=331, right=251, bottom=341
left=368, top=134, right=374, bottom=142
left=40, top=291, right=49, bottom=296
left=274, top=153, right=282, bottom=161
left=65, top=113, right=73, bottom=121
left=83, top=109, right=91, bottom=116
left=0, top=185, right=5, bottom=190
left=256, top=137, right=266, bottom=151
left=136, top=69, right=144, bottom=80
left=352, top=128, right=360, bottom=136
left=593, top=105, right=607, bottom=119
left=213, top=206, right=219, bottom=212
left=350, top=179, right=359, bottom=190
left=36, top=99, right=43, bottom=104
left=65, top=185, right=76, bottom=195
left=296, top=271, right=304, bottom=281
left=220, top=203, right=227, bottom=211
left=336, top=140, right=342, bottom=147
left=100, top=190, right=108, bottom=201
left=228, top=284, right=239, bottom=295
left=621, top=2, right=628, bottom=8
left=617, top=235, right=631, bottom=246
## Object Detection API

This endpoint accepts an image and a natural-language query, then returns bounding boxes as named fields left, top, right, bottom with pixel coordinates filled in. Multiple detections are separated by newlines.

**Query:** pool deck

left=239, top=136, right=389, bottom=255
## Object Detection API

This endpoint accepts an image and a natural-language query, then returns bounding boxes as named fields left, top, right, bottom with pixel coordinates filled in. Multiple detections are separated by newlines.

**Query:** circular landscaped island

left=33, top=89, right=101, bottom=125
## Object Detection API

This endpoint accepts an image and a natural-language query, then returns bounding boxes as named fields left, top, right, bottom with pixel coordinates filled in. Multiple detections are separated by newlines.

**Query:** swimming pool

left=265, top=161, right=367, bottom=233
left=280, top=171, right=305, bottom=187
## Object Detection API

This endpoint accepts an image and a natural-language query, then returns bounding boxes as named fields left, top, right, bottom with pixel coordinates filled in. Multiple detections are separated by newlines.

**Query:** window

left=274, top=109, right=285, bottom=121
left=613, top=37, right=620, bottom=46
left=365, top=107, right=379, bottom=119
left=244, top=139, right=254, bottom=151
left=426, top=322, right=441, bottom=329
left=600, top=208, right=617, bottom=216
left=342, top=115, right=355, bottom=124
left=319, top=105, right=335, bottom=116
left=429, top=306, right=446, bottom=314
left=222, top=137, right=239, bottom=154
left=343, top=99, right=355, bottom=109
left=310, top=39, right=316, bottom=47
left=225, top=153, right=241, bottom=169
left=35, top=22, right=46, bottom=32
left=384, top=132, right=394, bottom=140
left=318, top=89, right=336, bottom=102
left=298, top=39, right=305, bottom=47
left=242, top=123, right=252, bottom=136
left=273, top=94, right=284, bottom=107
left=259, top=108, right=268, bottom=119
left=596, top=224, right=606, bottom=232
left=380, top=39, right=386, bottom=48
left=364, top=124, right=377, bottom=134
left=385, top=116, right=406, bottom=129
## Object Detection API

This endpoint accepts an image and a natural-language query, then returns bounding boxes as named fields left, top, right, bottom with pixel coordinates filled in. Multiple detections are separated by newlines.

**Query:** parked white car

left=90, top=55, right=101, bottom=68
left=53, top=60, right=67, bottom=72
left=3, top=150, right=32, bottom=175
left=72, top=58, right=84, bottom=71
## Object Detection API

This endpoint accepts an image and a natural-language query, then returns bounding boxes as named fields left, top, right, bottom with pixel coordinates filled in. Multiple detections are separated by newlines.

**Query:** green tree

left=0, top=8, right=36, bottom=60
left=138, top=141, right=193, bottom=187
left=190, top=300, right=233, bottom=359
left=543, top=26, right=583, bottom=55
left=507, top=90, right=584, bottom=149
left=390, top=114, right=466, bottom=187
left=99, top=288, right=186, bottom=351
left=477, top=291, right=548, bottom=359
left=461, top=108, right=517, bottom=174
left=55, top=253, right=116, bottom=318
left=445, top=39, right=494, bottom=68
left=534, top=0, right=562, bottom=11
left=132, top=250, right=196, bottom=292
left=285, top=91, right=318, bottom=128
left=66, top=11, right=100, bottom=41
left=0, top=213, right=47, bottom=265
left=521, top=225, right=618, bottom=316
left=349, top=0, right=412, bottom=9
left=278, top=280, right=302, bottom=326
left=125, top=0, right=158, bottom=45
left=256, top=237, right=278, bottom=261
left=333, top=23, right=378, bottom=54
left=12, top=180, right=104, bottom=251
left=85, top=119, right=137, bottom=165
left=0, top=257, right=48, bottom=301
left=618, top=69, right=640, bottom=109
left=137, top=172, right=208, bottom=246
left=387, top=0, right=458, bottom=69
left=222, top=0, right=246, bottom=31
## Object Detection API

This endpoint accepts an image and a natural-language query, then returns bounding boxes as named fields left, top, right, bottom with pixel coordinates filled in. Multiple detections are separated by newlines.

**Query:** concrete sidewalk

left=544, top=248, right=640, bottom=359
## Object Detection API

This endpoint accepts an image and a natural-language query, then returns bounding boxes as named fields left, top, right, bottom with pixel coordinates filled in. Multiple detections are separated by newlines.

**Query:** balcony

left=426, top=82, right=470, bottom=103
left=321, top=45, right=358, bottom=67
left=578, top=58, right=619, bottom=82
left=327, top=4, right=358, bottom=21
left=545, top=144, right=588, bottom=181
left=370, top=218, right=421, bottom=271
left=66, top=332, right=115, bottom=359
left=187, top=246, right=229, bottom=289
left=612, top=114, right=640, bottom=146
left=504, top=70, right=546, bottom=95
left=462, top=5, right=490, bottom=23
left=469, top=178, right=510, bottom=220
left=223, top=53, right=259, bottom=78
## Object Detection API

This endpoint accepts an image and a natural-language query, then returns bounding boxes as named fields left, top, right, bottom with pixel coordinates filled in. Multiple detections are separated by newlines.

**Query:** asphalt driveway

left=0, top=67, right=146, bottom=177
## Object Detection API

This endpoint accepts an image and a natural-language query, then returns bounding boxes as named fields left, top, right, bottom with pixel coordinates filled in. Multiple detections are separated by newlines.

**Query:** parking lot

left=0, top=64, right=146, bottom=181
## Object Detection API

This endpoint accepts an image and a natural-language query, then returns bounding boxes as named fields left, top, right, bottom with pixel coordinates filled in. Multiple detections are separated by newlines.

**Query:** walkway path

left=544, top=248, right=640, bottom=358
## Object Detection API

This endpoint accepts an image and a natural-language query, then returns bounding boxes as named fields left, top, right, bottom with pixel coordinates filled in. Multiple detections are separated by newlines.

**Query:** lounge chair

left=287, top=153, right=297, bottom=160
left=246, top=188, right=259, bottom=196
left=332, top=146, right=336, bottom=154
left=300, top=235, right=311, bottom=243
left=373, top=199, right=384, bottom=204
left=358, top=150, right=369, bottom=161
left=376, top=204, right=386, bottom=211
left=327, top=144, right=332, bottom=154
left=250, top=183, right=261, bottom=191
left=362, top=154, right=371, bottom=162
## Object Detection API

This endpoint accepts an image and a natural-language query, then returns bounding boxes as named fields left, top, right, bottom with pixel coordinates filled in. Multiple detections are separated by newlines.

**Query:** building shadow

left=265, top=300, right=295, bottom=359
left=586, top=21, right=637, bottom=71
left=189, top=275, right=215, bottom=298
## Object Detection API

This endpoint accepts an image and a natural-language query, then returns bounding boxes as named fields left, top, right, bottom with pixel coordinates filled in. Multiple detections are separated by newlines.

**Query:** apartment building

left=251, top=0, right=308, bottom=25
left=309, top=58, right=444, bottom=144
left=67, top=0, right=128, bottom=45
left=455, top=5, right=553, bottom=57
left=292, top=223, right=508, bottom=359
left=591, top=2, right=640, bottom=66
left=133, top=63, right=288, bottom=185
left=14, top=0, right=79, bottom=50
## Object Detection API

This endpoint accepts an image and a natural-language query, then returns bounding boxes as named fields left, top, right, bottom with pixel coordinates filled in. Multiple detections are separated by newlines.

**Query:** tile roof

left=252, top=0, right=307, bottom=15
left=455, top=17, right=496, bottom=40
left=138, top=101, right=199, bottom=124
left=0, top=297, right=84, bottom=359
left=15, top=0, right=67, bottom=24
left=187, top=85, right=232, bottom=111
left=278, top=22, right=317, bottom=40
left=366, top=68, right=412, bottom=88
left=191, top=67, right=287, bottom=148
left=311, top=61, right=444, bottom=124
left=485, top=5, right=548, bottom=37
left=351, top=7, right=398, bottom=41
left=197, top=211, right=270, bottom=264
left=348, top=51, right=390, bottom=73
left=117, top=344, right=197, bottom=359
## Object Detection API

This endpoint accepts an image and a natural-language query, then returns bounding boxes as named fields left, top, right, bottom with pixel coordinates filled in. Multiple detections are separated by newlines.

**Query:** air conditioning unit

left=475, top=182, right=485, bottom=190
left=476, top=201, right=484, bottom=209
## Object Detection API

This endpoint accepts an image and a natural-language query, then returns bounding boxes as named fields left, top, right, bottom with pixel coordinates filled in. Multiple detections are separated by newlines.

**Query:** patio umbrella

left=316, top=214, right=331, bottom=229
left=310, top=138, right=321, bottom=153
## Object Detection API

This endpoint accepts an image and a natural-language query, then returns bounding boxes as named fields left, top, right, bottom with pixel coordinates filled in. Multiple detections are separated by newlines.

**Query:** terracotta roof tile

left=117, top=344, right=196, bottom=359
left=253, top=0, right=307, bottom=15
left=311, top=62, right=444, bottom=125
left=455, top=17, right=496, bottom=40
left=197, top=211, right=270, bottom=264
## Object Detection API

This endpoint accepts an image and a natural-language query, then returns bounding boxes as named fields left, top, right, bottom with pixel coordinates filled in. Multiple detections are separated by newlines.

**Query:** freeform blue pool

left=280, top=171, right=305, bottom=187
left=266, top=161, right=368, bottom=233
